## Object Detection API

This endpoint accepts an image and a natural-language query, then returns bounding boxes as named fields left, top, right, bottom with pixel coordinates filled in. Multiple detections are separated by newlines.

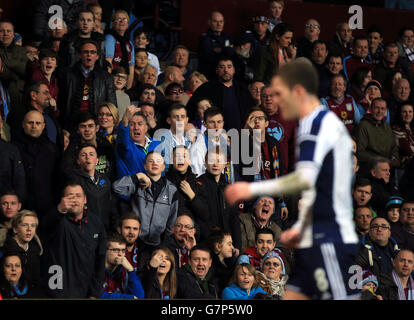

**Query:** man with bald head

left=12, top=110, right=59, bottom=219
left=198, top=11, right=235, bottom=78
left=156, top=65, right=185, bottom=96
left=296, top=19, right=321, bottom=59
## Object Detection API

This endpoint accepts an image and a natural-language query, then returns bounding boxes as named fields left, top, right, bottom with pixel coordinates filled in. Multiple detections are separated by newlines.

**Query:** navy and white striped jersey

left=295, top=105, right=358, bottom=248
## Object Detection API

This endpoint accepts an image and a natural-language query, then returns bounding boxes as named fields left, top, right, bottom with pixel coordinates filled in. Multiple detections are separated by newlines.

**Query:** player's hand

left=149, top=252, right=164, bottom=268
left=281, top=207, right=289, bottom=221
left=280, top=227, right=302, bottom=249
left=224, top=182, right=252, bottom=206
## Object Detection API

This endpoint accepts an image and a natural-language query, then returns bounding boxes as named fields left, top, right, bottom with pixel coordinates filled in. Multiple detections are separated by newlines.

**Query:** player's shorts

left=285, top=242, right=360, bottom=300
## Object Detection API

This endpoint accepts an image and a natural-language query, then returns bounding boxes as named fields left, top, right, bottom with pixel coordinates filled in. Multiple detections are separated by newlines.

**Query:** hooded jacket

left=354, top=233, right=400, bottom=277
left=354, top=113, right=399, bottom=165
left=113, top=174, right=178, bottom=247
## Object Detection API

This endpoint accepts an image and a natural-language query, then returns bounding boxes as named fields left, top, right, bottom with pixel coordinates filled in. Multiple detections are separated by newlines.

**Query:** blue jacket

left=222, top=283, right=267, bottom=300
left=115, top=123, right=161, bottom=179
left=101, top=267, right=145, bottom=299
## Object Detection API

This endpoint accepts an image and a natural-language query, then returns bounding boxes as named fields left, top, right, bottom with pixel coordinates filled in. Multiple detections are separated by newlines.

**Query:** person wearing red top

left=260, top=85, right=297, bottom=173
left=343, top=37, right=372, bottom=82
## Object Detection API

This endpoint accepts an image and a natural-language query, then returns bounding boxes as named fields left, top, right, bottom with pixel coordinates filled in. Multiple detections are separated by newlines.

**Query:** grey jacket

left=113, top=175, right=178, bottom=246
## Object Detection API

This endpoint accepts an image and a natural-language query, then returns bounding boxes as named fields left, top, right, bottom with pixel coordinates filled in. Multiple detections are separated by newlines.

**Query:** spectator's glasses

left=170, top=89, right=184, bottom=94
left=370, top=224, right=391, bottom=231
left=98, top=112, right=113, bottom=117
left=174, top=224, right=194, bottom=230
left=264, top=261, right=280, bottom=267
left=305, top=24, right=320, bottom=29
left=113, top=17, right=128, bottom=23
left=107, top=248, right=126, bottom=253
left=253, top=116, right=266, bottom=122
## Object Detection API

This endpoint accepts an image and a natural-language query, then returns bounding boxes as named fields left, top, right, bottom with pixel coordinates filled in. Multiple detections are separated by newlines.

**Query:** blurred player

left=225, top=60, right=359, bottom=300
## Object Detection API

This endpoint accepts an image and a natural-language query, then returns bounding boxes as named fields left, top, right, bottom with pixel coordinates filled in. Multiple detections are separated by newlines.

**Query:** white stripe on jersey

left=321, top=243, right=347, bottom=300
left=296, top=106, right=358, bottom=248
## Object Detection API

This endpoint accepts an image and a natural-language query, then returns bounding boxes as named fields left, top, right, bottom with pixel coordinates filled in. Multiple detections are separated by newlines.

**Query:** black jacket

left=40, top=207, right=107, bottom=298
left=187, top=79, right=255, bottom=131
left=0, top=139, right=26, bottom=203
left=58, top=62, right=117, bottom=131
left=12, top=133, right=59, bottom=219
left=391, top=221, right=414, bottom=252
left=376, top=272, right=399, bottom=300
left=211, top=254, right=237, bottom=296
left=60, top=134, right=117, bottom=183
left=175, top=264, right=219, bottom=299
left=165, top=166, right=199, bottom=217
left=190, top=172, right=242, bottom=249
left=1, top=234, right=43, bottom=290
left=66, top=169, right=118, bottom=233
left=141, top=265, right=170, bottom=299
left=354, top=233, right=400, bottom=277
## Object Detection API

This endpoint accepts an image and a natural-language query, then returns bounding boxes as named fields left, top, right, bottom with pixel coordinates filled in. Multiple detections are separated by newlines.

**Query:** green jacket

left=354, top=113, right=399, bottom=165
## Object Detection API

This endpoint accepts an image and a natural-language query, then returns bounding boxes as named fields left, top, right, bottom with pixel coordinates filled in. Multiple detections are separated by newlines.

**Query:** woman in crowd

left=189, top=98, right=212, bottom=133
left=141, top=247, right=177, bottom=299
left=186, top=71, right=208, bottom=98
left=252, top=22, right=295, bottom=84
left=349, top=67, right=373, bottom=103
left=392, top=103, right=414, bottom=168
left=256, top=250, right=288, bottom=299
left=0, top=252, right=42, bottom=298
left=97, top=102, right=120, bottom=145
left=248, top=81, right=265, bottom=107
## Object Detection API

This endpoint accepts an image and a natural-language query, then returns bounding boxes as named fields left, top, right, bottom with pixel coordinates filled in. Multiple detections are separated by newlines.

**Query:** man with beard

left=233, top=33, right=255, bottom=86
left=188, top=56, right=254, bottom=131
left=40, top=182, right=107, bottom=298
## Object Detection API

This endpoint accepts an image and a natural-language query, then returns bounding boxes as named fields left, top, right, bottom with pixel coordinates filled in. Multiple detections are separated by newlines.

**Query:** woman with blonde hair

left=187, top=71, right=208, bottom=97
left=97, top=102, right=120, bottom=145
left=142, top=247, right=177, bottom=299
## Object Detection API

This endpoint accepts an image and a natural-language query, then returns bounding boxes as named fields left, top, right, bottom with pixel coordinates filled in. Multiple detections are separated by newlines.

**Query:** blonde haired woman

left=97, top=102, right=120, bottom=145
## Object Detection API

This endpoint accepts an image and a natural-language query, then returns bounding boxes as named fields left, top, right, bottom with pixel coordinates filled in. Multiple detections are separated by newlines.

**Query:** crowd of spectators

left=0, top=0, right=413, bottom=300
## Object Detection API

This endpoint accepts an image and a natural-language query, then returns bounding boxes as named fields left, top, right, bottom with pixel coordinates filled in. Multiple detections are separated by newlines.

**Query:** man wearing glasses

left=355, top=217, right=400, bottom=277
left=296, top=19, right=321, bottom=59
left=59, top=40, right=116, bottom=132
left=101, top=233, right=145, bottom=299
